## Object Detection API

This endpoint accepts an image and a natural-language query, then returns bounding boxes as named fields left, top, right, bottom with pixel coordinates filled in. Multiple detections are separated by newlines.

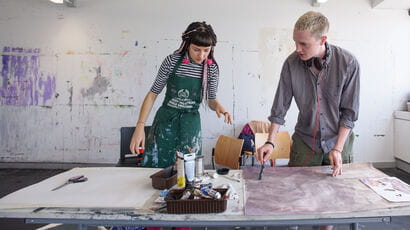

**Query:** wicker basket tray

left=150, top=166, right=177, bottom=190
left=165, top=188, right=228, bottom=214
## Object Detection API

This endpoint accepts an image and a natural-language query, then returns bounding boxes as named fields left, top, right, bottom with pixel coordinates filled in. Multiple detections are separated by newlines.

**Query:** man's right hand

left=256, top=144, right=274, bottom=163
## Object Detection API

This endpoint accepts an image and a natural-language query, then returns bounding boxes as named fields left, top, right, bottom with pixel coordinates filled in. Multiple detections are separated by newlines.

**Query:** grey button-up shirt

left=268, top=43, right=360, bottom=153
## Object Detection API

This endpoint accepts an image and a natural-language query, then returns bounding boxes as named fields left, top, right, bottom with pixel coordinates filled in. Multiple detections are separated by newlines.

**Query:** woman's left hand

left=216, top=110, right=233, bottom=124
left=208, top=99, right=233, bottom=124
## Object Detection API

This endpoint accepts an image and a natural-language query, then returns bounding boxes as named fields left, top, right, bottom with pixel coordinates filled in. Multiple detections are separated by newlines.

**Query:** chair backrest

left=119, top=126, right=151, bottom=162
left=214, top=135, right=244, bottom=170
left=255, top=132, right=291, bottom=160
left=248, top=120, right=271, bottom=134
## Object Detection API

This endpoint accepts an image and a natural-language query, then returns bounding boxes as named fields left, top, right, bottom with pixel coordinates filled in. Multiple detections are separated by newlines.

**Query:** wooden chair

left=240, top=120, right=271, bottom=166
left=255, top=132, right=291, bottom=166
left=117, top=126, right=151, bottom=167
left=248, top=120, right=271, bottom=133
left=212, top=135, right=244, bottom=170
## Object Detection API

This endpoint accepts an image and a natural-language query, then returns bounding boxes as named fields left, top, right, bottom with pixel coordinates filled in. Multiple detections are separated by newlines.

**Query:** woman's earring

left=182, top=58, right=189, bottom=64
left=206, top=59, right=213, bottom=65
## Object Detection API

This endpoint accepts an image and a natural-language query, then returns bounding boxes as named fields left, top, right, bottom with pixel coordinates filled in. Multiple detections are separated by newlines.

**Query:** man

left=257, top=11, right=360, bottom=230
left=257, top=11, right=360, bottom=177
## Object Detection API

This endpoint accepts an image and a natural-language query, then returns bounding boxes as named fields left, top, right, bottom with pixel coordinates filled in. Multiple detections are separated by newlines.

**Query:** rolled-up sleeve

left=339, top=58, right=360, bottom=129
left=268, top=61, right=293, bottom=125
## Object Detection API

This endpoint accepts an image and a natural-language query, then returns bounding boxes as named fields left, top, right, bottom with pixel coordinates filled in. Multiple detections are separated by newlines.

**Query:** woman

left=130, top=21, right=232, bottom=168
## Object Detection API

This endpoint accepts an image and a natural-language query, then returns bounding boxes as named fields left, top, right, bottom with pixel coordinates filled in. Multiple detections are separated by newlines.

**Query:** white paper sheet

left=360, top=177, right=410, bottom=202
left=0, top=168, right=245, bottom=215
left=0, top=167, right=161, bottom=209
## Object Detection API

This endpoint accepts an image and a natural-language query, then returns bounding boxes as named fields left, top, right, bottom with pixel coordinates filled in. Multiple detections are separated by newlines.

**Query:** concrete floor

left=0, top=168, right=409, bottom=230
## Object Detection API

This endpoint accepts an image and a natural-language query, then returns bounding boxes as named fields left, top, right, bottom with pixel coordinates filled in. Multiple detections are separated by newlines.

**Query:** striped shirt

left=150, top=53, right=219, bottom=99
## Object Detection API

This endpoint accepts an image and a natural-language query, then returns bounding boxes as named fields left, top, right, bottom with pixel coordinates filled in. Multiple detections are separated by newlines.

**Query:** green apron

left=141, top=57, right=203, bottom=168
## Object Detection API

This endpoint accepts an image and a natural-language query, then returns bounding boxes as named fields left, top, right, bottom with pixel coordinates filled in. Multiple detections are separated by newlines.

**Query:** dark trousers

left=289, top=133, right=354, bottom=166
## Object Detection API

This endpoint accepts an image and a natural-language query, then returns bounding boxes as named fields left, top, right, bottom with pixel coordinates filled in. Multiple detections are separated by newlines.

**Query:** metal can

left=195, top=155, right=204, bottom=177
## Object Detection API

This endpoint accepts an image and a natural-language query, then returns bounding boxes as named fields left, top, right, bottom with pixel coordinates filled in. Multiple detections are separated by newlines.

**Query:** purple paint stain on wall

left=0, top=47, right=56, bottom=106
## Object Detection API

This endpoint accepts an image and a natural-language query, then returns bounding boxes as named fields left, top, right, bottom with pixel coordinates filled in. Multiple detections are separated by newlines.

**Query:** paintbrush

left=258, top=164, right=265, bottom=180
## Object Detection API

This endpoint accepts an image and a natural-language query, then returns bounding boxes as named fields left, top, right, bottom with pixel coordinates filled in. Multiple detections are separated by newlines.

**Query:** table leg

left=350, top=223, right=358, bottom=230
left=77, top=224, right=87, bottom=230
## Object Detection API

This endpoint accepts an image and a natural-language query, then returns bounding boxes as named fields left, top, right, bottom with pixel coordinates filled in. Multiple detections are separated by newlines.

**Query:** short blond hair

left=294, top=11, right=329, bottom=38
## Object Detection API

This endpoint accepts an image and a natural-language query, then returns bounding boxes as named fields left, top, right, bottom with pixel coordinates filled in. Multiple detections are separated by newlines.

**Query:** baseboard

left=395, top=158, right=410, bottom=174
left=372, top=161, right=396, bottom=168
left=0, top=162, right=116, bottom=169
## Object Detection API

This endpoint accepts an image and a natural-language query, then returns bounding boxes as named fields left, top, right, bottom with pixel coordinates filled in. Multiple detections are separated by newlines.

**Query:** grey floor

left=0, top=168, right=410, bottom=230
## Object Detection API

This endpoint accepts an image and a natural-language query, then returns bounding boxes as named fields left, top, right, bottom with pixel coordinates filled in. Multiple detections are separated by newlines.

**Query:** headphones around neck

left=303, top=43, right=330, bottom=71
left=305, top=57, right=324, bottom=71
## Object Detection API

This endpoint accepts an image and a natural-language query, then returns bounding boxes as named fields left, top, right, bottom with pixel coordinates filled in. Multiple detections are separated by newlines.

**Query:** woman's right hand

left=129, top=92, right=158, bottom=154
left=129, top=124, right=146, bottom=154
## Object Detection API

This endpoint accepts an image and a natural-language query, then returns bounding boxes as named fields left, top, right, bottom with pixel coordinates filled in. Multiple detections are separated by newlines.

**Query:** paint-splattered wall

left=0, top=0, right=409, bottom=165
left=1, top=47, right=56, bottom=106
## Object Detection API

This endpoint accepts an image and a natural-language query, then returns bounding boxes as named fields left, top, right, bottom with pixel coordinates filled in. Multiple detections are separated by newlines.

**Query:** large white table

left=0, top=163, right=409, bottom=230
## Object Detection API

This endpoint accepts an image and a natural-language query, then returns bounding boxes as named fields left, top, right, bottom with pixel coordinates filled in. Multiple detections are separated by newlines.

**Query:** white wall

left=0, top=0, right=409, bottom=165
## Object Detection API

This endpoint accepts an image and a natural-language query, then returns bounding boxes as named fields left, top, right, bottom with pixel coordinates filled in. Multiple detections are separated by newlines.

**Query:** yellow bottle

left=176, top=151, right=185, bottom=188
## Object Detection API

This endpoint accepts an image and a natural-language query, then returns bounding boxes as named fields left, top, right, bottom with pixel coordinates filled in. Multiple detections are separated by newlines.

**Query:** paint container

left=176, top=151, right=185, bottom=188
left=180, top=189, right=192, bottom=200
left=200, top=183, right=213, bottom=190
left=195, top=155, right=204, bottom=177
left=138, top=147, right=144, bottom=154
left=216, top=167, right=230, bottom=175
left=184, top=153, right=196, bottom=184
left=200, top=187, right=221, bottom=199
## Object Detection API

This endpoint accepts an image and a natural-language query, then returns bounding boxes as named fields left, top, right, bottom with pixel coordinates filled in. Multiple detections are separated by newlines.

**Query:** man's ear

left=320, top=35, right=328, bottom=46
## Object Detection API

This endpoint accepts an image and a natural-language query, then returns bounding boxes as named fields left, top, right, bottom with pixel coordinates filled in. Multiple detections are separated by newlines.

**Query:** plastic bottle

left=184, top=153, right=196, bottom=184
left=176, top=151, right=185, bottom=188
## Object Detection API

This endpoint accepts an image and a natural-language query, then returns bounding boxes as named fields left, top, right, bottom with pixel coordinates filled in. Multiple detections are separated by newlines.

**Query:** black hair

left=175, top=21, right=217, bottom=60
left=174, top=21, right=218, bottom=101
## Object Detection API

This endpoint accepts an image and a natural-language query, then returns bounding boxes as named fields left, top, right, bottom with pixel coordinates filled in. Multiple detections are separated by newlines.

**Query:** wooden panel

left=248, top=120, right=270, bottom=134
left=214, top=135, right=244, bottom=169
left=255, top=132, right=290, bottom=159
left=254, top=133, right=268, bottom=150
left=272, top=132, right=291, bottom=159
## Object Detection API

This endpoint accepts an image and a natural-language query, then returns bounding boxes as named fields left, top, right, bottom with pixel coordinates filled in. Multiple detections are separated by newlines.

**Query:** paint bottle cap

left=138, top=147, right=144, bottom=154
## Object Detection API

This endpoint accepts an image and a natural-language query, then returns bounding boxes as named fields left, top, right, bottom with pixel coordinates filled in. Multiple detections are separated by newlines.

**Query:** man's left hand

left=329, top=149, right=343, bottom=177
